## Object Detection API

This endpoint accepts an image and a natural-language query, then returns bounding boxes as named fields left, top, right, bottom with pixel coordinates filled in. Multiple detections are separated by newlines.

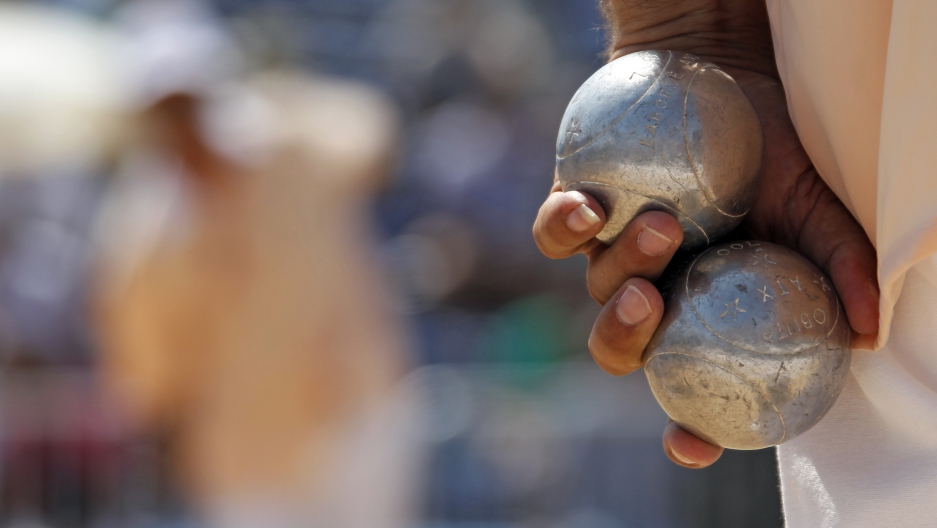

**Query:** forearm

left=600, top=0, right=777, bottom=78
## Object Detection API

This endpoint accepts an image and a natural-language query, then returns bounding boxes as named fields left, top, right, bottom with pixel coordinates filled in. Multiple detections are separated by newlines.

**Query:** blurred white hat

left=0, top=4, right=130, bottom=175
left=115, top=0, right=244, bottom=106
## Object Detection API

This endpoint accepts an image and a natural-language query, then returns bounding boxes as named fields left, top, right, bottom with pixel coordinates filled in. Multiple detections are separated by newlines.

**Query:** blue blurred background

left=0, top=0, right=782, bottom=526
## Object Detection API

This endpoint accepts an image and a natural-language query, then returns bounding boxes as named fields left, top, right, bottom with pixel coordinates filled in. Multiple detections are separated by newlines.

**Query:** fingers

left=663, top=421, right=724, bottom=469
left=826, top=241, right=880, bottom=350
left=533, top=188, right=607, bottom=259
left=586, top=211, right=683, bottom=304
left=590, top=277, right=724, bottom=471
left=587, top=278, right=724, bottom=471
left=588, top=278, right=665, bottom=376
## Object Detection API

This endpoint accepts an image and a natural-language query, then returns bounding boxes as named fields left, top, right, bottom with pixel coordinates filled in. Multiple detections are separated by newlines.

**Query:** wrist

left=602, top=0, right=778, bottom=79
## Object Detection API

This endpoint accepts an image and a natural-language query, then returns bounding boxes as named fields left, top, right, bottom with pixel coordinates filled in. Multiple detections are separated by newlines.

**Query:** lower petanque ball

left=643, top=241, right=851, bottom=450
left=556, top=50, right=763, bottom=250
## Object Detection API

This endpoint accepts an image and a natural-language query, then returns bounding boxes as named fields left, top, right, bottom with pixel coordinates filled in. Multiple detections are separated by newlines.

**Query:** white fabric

left=875, top=0, right=937, bottom=342
left=778, top=260, right=937, bottom=527
left=768, top=1, right=937, bottom=525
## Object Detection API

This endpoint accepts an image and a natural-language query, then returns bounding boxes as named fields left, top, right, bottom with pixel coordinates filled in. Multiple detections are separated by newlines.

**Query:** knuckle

left=585, top=276, right=611, bottom=306
left=587, top=332, right=611, bottom=367
left=589, top=292, right=605, bottom=306
left=541, top=245, right=570, bottom=260
left=533, top=232, right=567, bottom=260
left=587, top=326, right=639, bottom=377
left=533, top=237, right=552, bottom=258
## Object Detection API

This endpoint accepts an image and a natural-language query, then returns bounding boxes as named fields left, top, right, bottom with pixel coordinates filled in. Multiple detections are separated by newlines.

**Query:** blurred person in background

left=94, top=1, right=423, bottom=526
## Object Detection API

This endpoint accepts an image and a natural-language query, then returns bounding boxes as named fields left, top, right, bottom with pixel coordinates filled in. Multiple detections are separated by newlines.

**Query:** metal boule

left=556, top=50, right=763, bottom=249
left=644, top=241, right=851, bottom=450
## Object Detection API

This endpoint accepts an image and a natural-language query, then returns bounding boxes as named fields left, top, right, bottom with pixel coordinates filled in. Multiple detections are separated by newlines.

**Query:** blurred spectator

left=94, top=2, right=423, bottom=526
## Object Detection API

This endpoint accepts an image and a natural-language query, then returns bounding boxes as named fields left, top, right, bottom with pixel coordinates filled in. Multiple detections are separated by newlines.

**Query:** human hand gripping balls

left=534, top=50, right=852, bottom=464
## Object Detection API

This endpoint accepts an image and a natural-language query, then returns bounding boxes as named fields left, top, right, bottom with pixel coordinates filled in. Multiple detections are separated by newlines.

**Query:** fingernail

left=638, top=226, right=674, bottom=256
left=671, top=448, right=697, bottom=466
left=617, top=285, right=652, bottom=326
left=567, top=204, right=600, bottom=233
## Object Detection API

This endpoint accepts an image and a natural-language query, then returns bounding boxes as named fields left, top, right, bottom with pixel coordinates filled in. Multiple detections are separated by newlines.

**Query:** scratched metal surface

left=644, top=241, right=852, bottom=450
left=556, top=50, right=763, bottom=249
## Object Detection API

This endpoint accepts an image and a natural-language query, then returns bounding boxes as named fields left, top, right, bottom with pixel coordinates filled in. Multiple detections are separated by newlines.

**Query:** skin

left=532, top=0, right=879, bottom=469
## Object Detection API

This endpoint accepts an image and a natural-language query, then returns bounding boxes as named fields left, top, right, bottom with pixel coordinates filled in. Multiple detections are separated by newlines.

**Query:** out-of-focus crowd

left=0, top=1, right=783, bottom=527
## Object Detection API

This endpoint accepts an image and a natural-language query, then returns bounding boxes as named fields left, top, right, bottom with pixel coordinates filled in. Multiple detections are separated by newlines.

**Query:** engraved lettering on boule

left=720, top=298, right=747, bottom=321
left=814, top=276, right=832, bottom=292
left=814, top=309, right=828, bottom=325
left=758, top=286, right=774, bottom=302
left=688, top=244, right=835, bottom=354
left=790, top=276, right=803, bottom=291
left=565, top=118, right=581, bottom=145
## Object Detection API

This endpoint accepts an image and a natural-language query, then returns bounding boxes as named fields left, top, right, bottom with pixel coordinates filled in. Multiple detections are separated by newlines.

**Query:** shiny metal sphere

left=556, top=50, right=763, bottom=249
left=644, top=241, right=851, bottom=449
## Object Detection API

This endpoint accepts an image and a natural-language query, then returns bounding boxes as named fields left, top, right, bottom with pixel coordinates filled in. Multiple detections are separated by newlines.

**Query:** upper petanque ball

left=643, top=241, right=852, bottom=450
left=556, top=50, right=763, bottom=249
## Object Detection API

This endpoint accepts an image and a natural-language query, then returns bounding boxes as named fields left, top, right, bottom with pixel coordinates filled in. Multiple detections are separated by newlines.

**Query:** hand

left=533, top=0, right=879, bottom=469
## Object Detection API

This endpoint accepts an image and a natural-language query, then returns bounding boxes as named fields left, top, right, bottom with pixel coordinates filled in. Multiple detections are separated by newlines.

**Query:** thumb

left=787, top=178, right=879, bottom=349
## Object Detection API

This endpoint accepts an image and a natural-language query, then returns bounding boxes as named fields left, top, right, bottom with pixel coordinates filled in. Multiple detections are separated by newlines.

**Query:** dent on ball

left=555, top=50, right=763, bottom=249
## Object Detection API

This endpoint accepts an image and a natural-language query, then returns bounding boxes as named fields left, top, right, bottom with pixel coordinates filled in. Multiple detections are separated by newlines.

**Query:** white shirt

left=767, top=1, right=937, bottom=525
